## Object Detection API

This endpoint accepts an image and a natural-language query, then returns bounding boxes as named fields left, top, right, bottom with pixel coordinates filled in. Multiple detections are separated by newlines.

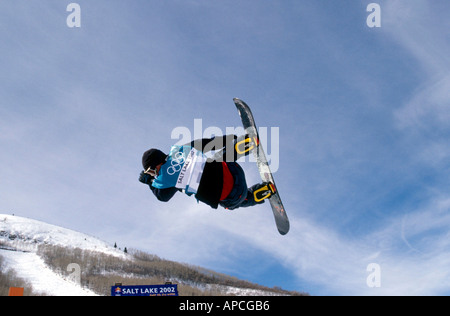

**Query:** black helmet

left=142, top=149, right=167, bottom=170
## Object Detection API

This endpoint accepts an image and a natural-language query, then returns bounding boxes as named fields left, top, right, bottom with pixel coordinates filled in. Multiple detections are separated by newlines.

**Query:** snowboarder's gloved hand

left=139, top=171, right=154, bottom=185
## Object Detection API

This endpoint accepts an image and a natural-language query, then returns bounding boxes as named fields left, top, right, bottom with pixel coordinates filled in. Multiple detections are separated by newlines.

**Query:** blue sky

left=1, top=0, right=450, bottom=295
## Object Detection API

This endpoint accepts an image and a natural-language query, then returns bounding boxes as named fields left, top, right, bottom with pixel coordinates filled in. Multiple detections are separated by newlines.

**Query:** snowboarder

left=139, top=135, right=276, bottom=210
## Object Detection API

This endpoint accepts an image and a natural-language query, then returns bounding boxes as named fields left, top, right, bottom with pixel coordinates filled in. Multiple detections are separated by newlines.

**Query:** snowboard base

left=234, top=98, right=290, bottom=235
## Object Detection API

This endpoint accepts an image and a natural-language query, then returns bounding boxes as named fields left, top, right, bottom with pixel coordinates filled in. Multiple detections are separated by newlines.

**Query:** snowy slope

left=0, top=250, right=97, bottom=296
left=0, top=214, right=300, bottom=296
left=0, top=214, right=126, bottom=296
left=0, top=214, right=124, bottom=257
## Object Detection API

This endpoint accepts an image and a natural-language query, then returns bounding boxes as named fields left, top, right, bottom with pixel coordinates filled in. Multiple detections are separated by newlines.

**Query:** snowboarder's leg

left=238, top=182, right=275, bottom=208
left=219, top=163, right=273, bottom=210
left=252, top=182, right=276, bottom=203
left=219, top=162, right=248, bottom=210
left=220, top=182, right=274, bottom=211
left=213, top=134, right=257, bottom=163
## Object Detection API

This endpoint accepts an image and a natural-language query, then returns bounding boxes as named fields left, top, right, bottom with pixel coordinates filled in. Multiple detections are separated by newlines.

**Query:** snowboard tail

left=233, top=98, right=290, bottom=235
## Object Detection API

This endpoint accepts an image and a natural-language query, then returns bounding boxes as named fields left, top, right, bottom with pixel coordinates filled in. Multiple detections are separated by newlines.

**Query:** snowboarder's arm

left=150, top=186, right=179, bottom=202
left=139, top=171, right=179, bottom=202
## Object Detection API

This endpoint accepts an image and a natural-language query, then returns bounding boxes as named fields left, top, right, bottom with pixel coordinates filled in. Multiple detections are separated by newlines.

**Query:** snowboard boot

left=253, top=182, right=276, bottom=203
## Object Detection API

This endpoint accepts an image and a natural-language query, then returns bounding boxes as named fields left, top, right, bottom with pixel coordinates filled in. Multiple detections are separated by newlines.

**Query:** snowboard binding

left=253, top=182, right=277, bottom=203
left=235, top=136, right=260, bottom=156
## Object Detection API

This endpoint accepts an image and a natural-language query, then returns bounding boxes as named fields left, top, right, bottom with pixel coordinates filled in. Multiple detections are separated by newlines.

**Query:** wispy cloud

left=141, top=192, right=450, bottom=295
left=385, top=0, right=450, bottom=132
left=364, top=197, right=450, bottom=295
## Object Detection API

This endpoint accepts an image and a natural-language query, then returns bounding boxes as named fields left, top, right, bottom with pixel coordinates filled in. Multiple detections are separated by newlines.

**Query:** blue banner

left=111, top=284, right=178, bottom=296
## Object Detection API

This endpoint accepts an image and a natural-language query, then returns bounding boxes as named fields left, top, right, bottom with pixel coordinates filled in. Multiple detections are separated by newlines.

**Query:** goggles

left=144, top=166, right=158, bottom=177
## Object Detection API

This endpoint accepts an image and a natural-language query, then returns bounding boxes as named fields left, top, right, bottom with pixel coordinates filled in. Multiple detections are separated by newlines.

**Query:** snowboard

left=234, top=98, right=290, bottom=235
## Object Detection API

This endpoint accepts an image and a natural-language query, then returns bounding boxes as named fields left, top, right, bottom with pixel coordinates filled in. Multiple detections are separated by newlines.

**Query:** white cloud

left=384, top=1, right=450, bottom=132
left=362, top=197, right=450, bottom=295
left=142, top=193, right=450, bottom=295
left=395, top=74, right=450, bottom=130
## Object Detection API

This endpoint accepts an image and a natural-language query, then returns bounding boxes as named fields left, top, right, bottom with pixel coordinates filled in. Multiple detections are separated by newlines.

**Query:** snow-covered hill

left=0, top=214, right=128, bottom=296
left=1, top=250, right=98, bottom=296
left=0, top=214, right=124, bottom=257
left=0, top=214, right=303, bottom=296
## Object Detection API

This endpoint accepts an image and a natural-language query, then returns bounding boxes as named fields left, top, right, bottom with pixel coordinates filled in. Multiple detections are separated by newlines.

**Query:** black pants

left=217, top=135, right=264, bottom=210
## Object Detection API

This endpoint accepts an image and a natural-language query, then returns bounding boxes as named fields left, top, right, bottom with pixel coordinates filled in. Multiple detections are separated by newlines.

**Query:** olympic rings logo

left=167, top=152, right=185, bottom=176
